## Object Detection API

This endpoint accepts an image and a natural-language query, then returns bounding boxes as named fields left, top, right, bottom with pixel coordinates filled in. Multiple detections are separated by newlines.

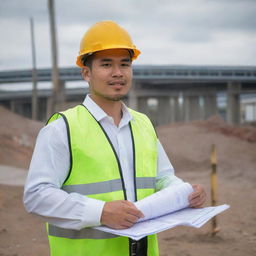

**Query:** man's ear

left=81, top=67, right=91, bottom=82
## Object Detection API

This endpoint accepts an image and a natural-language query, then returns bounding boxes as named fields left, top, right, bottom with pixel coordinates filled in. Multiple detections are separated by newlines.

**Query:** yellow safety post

left=210, top=144, right=220, bottom=236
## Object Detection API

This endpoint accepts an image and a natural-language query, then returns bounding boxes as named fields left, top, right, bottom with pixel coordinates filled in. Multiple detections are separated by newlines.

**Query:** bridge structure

left=0, top=65, right=256, bottom=125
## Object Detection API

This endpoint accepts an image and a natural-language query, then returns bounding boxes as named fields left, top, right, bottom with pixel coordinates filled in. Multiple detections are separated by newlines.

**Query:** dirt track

left=0, top=107, right=256, bottom=256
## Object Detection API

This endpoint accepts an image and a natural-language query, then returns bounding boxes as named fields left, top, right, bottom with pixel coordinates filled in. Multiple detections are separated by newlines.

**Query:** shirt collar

left=82, top=95, right=133, bottom=125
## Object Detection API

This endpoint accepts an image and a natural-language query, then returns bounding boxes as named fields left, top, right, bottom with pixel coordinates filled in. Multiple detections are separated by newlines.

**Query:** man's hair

left=81, top=54, right=94, bottom=69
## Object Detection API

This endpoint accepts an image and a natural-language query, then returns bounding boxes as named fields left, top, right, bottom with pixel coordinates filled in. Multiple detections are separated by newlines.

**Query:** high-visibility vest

left=46, top=104, right=159, bottom=256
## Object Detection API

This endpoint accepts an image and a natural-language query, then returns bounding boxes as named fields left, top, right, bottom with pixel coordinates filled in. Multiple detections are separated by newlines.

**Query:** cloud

left=0, top=0, right=255, bottom=70
left=0, top=0, right=47, bottom=21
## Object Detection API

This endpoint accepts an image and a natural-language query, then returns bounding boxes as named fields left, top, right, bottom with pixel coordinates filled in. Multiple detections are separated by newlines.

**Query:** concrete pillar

left=36, top=98, right=49, bottom=121
left=169, top=97, right=176, bottom=123
left=10, top=100, right=16, bottom=112
left=46, top=96, right=53, bottom=119
left=172, top=96, right=183, bottom=122
left=138, top=97, right=148, bottom=114
left=49, top=80, right=66, bottom=113
left=254, top=103, right=256, bottom=121
left=203, top=94, right=217, bottom=119
left=183, top=95, right=201, bottom=122
left=128, top=82, right=138, bottom=110
left=227, top=82, right=241, bottom=125
left=156, top=96, right=171, bottom=125
left=138, top=97, right=158, bottom=126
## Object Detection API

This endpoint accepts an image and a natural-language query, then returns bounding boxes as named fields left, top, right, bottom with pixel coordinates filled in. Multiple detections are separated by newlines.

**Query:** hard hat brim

left=76, top=47, right=141, bottom=68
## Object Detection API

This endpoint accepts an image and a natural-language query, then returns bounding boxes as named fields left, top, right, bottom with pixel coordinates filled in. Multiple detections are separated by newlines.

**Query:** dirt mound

left=0, top=106, right=43, bottom=169
left=156, top=116, right=256, bottom=182
left=197, top=115, right=256, bottom=143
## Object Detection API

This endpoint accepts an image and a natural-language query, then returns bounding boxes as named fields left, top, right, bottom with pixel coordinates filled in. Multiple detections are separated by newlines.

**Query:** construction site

left=0, top=105, right=256, bottom=256
left=1, top=0, right=256, bottom=256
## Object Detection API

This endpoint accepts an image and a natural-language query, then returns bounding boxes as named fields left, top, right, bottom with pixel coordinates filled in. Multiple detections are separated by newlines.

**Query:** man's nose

left=112, top=65, right=123, bottom=77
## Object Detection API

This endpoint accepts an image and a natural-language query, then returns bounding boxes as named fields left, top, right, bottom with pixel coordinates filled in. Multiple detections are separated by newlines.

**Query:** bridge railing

left=0, top=65, right=256, bottom=84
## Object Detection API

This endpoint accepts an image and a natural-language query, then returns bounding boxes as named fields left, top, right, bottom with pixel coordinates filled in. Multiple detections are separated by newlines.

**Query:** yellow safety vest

left=46, top=104, right=159, bottom=256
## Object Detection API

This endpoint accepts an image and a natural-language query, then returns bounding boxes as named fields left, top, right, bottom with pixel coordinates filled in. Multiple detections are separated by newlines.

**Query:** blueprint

left=95, top=183, right=230, bottom=240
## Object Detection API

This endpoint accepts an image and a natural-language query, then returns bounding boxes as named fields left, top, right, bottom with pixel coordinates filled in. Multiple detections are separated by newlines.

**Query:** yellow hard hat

left=76, top=20, right=141, bottom=68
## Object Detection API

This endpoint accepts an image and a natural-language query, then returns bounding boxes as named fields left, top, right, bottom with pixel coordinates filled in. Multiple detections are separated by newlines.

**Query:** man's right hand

left=100, top=200, right=144, bottom=229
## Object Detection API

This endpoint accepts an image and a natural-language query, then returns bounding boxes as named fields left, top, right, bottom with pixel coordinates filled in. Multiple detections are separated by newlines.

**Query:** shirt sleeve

left=23, top=118, right=105, bottom=230
left=155, top=139, right=184, bottom=191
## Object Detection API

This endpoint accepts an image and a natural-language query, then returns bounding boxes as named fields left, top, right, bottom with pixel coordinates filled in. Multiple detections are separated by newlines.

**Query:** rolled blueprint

left=134, top=182, right=193, bottom=222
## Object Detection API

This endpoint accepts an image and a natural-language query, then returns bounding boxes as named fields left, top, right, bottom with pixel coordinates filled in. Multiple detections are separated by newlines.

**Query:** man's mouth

left=108, top=81, right=125, bottom=88
left=109, top=81, right=125, bottom=85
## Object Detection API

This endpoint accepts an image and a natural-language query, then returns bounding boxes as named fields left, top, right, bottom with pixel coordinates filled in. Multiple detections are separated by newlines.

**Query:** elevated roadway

left=0, top=65, right=256, bottom=84
left=0, top=65, right=256, bottom=125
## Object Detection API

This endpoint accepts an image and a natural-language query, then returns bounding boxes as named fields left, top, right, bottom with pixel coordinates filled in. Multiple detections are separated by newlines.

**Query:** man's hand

left=188, top=184, right=206, bottom=208
left=100, top=200, right=144, bottom=229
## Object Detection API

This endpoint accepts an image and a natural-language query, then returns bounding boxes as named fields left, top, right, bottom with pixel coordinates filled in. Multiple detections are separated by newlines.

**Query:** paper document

left=95, top=183, right=230, bottom=240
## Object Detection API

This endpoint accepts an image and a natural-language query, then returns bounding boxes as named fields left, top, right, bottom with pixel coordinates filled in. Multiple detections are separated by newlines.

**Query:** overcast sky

left=0, top=0, right=256, bottom=71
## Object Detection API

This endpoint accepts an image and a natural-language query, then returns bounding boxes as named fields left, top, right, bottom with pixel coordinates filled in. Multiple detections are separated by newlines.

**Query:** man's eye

left=102, top=63, right=111, bottom=67
left=121, top=63, right=131, bottom=67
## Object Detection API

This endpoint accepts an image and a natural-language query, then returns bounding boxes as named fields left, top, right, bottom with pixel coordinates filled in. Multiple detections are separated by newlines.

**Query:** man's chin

left=106, top=94, right=126, bottom=101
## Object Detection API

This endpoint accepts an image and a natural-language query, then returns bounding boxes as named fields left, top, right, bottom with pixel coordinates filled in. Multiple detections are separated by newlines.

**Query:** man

left=24, top=21, right=206, bottom=256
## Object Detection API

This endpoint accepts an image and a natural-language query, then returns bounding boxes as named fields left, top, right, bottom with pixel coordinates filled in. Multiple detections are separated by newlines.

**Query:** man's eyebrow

left=100, top=58, right=112, bottom=62
left=100, top=58, right=131, bottom=62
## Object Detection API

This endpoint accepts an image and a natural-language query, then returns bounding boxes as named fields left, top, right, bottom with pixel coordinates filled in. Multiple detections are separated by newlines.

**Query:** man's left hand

left=188, top=184, right=206, bottom=208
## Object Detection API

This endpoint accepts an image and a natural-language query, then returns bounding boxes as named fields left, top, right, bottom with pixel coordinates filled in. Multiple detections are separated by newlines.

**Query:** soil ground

left=0, top=106, right=256, bottom=256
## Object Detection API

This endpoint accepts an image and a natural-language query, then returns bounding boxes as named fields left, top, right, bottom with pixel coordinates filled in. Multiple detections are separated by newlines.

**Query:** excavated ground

left=0, top=106, right=256, bottom=256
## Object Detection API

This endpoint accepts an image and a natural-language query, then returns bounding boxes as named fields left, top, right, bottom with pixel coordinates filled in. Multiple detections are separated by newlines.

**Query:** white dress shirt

left=23, top=95, right=183, bottom=230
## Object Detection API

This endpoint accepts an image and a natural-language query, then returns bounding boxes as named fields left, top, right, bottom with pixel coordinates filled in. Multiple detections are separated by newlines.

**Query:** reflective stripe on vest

left=48, top=225, right=118, bottom=239
left=62, top=177, right=155, bottom=195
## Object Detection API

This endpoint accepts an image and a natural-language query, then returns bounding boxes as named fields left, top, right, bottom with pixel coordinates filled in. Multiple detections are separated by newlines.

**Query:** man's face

left=82, top=49, right=133, bottom=102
